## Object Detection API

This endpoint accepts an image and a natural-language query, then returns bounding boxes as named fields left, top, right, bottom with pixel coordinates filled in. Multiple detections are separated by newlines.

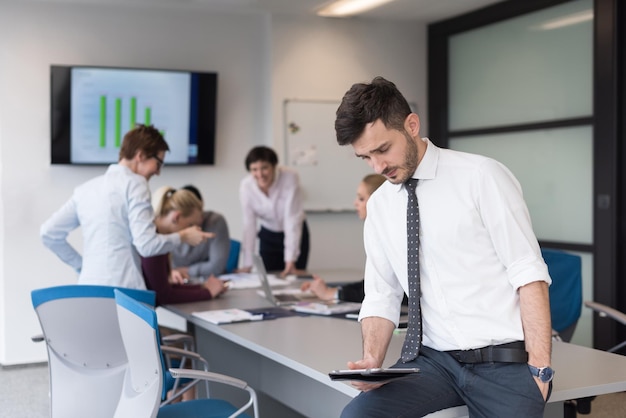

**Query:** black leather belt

left=446, top=341, right=528, bottom=364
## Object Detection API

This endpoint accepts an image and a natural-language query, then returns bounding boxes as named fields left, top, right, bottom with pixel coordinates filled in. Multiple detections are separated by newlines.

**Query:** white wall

left=0, top=2, right=427, bottom=365
left=271, top=15, right=426, bottom=270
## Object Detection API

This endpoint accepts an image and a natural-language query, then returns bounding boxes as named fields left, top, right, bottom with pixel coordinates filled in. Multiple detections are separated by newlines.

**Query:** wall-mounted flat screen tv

left=50, top=65, right=217, bottom=165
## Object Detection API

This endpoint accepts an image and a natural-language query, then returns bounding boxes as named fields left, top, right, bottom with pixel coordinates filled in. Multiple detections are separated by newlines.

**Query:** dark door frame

left=428, top=0, right=625, bottom=350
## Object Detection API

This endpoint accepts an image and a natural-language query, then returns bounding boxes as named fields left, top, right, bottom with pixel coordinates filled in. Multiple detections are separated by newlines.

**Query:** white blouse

left=40, top=164, right=181, bottom=289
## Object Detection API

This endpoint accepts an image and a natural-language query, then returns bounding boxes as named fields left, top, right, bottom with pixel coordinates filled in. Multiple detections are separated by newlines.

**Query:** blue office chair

left=226, top=239, right=241, bottom=273
left=31, top=285, right=156, bottom=418
left=541, top=248, right=583, bottom=343
left=113, top=289, right=259, bottom=418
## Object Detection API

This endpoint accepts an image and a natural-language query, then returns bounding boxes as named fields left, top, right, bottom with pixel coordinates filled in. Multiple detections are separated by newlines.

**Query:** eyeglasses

left=152, top=155, right=164, bottom=169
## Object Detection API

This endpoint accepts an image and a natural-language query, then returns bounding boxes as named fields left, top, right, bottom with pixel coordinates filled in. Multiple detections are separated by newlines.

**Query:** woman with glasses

left=40, top=124, right=212, bottom=290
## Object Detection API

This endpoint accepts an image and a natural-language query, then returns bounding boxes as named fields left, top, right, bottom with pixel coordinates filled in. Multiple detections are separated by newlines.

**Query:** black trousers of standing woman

left=258, top=220, right=309, bottom=272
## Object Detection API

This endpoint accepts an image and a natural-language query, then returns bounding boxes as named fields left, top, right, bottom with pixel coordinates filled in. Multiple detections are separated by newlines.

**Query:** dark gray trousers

left=341, top=346, right=550, bottom=418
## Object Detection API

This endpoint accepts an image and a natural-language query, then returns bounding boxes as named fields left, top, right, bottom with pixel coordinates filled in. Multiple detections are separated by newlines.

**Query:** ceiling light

left=316, top=0, right=396, bottom=18
left=534, top=9, right=593, bottom=30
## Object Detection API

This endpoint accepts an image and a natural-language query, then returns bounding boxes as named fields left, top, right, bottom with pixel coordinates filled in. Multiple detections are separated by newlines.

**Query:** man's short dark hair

left=244, top=146, right=279, bottom=171
left=335, top=76, right=412, bottom=146
left=118, top=124, right=169, bottom=161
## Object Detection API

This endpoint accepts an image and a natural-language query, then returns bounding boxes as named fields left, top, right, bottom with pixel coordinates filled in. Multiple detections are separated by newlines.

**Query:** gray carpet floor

left=0, top=363, right=49, bottom=417
left=1, top=363, right=625, bottom=417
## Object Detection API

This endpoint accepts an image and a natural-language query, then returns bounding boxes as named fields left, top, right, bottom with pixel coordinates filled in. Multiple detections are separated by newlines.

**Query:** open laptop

left=253, top=256, right=362, bottom=315
left=253, top=255, right=317, bottom=306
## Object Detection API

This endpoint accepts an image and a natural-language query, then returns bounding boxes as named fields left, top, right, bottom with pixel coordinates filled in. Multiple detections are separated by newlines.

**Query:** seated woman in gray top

left=170, top=185, right=231, bottom=280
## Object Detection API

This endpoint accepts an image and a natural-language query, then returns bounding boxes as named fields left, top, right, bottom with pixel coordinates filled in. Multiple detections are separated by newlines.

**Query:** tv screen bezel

left=50, top=64, right=217, bottom=166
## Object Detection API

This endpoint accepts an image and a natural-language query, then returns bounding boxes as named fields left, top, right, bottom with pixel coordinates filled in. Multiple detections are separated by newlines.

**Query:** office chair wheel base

left=575, top=396, right=594, bottom=414
left=564, top=401, right=577, bottom=418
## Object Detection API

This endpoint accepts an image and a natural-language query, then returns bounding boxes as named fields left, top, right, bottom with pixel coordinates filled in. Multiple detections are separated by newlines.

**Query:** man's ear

left=135, top=150, right=148, bottom=162
left=404, top=113, right=421, bottom=137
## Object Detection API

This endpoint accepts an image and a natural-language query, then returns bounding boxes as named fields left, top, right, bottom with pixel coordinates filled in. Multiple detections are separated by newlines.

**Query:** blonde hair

left=152, top=186, right=202, bottom=218
left=361, top=174, right=386, bottom=196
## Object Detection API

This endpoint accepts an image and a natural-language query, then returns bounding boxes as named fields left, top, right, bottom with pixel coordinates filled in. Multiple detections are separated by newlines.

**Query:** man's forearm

left=361, top=316, right=396, bottom=366
left=519, top=280, right=552, bottom=366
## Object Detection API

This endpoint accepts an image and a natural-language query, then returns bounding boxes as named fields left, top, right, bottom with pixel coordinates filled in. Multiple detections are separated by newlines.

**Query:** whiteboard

left=284, top=99, right=373, bottom=212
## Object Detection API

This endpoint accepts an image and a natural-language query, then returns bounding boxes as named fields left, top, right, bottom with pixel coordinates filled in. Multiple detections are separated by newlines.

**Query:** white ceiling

left=31, top=0, right=505, bottom=23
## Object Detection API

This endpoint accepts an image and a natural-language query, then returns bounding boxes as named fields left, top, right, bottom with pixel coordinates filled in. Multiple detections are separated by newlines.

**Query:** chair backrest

left=541, top=248, right=583, bottom=342
left=226, top=239, right=241, bottom=273
left=31, top=285, right=156, bottom=418
left=113, top=289, right=166, bottom=418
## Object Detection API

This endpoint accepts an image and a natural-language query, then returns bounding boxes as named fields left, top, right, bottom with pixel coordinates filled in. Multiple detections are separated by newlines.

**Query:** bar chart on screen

left=69, top=67, right=191, bottom=163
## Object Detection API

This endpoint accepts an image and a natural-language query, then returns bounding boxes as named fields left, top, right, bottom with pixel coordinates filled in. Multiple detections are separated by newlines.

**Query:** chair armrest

left=160, top=345, right=211, bottom=405
left=168, top=368, right=259, bottom=418
left=161, top=333, right=195, bottom=349
left=160, top=345, right=209, bottom=369
left=584, top=301, right=626, bottom=326
left=169, top=368, right=250, bottom=390
left=160, top=345, right=203, bottom=361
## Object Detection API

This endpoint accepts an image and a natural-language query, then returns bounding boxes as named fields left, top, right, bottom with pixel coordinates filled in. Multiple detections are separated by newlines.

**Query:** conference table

left=165, top=276, right=626, bottom=418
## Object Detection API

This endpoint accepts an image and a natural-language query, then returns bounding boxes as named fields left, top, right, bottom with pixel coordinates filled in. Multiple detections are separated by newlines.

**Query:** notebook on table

left=292, top=301, right=362, bottom=316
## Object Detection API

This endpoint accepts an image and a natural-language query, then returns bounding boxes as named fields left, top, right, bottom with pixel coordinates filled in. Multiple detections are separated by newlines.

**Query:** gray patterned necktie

left=401, top=178, right=422, bottom=362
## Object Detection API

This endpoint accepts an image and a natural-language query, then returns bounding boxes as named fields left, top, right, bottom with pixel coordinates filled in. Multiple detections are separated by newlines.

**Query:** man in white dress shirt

left=41, top=124, right=212, bottom=289
left=336, top=77, right=553, bottom=417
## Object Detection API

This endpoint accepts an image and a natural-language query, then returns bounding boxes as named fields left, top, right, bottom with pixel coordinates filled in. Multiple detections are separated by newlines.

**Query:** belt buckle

left=451, top=351, right=463, bottom=362
left=453, top=349, right=480, bottom=363
left=472, top=348, right=483, bottom=363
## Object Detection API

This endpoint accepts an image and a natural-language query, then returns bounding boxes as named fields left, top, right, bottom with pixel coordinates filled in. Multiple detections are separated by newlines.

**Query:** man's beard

left=385, top=133, right=418, bottom=185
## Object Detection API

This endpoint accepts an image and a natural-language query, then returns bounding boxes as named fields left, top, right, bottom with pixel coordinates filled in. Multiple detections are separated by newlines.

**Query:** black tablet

left=329, top=367, right=419, bottom=382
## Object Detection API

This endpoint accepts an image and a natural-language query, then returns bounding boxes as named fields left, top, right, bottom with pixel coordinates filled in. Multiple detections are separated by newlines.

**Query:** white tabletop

left=166, top=287, right=626, bottom=406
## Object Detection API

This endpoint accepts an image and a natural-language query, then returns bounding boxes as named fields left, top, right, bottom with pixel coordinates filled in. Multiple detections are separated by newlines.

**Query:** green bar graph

left=130, top=97, right=137, bottom=129
left=99, top=96, right=106, bottom=148
left=97, top=96, right=155, bottom=148
left=144, top=107, right=151, bottom=126
left=115, top=98, right=122, bottom=148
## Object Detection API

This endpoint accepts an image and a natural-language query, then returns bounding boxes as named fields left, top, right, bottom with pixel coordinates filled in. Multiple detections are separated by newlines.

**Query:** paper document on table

left=293, top=301, right=362, bottom=316
left=255, top=287, right=316, bottom=300
left=218, top=272, right=294, bottom=289
left=192, top=308, right=263, bottom=325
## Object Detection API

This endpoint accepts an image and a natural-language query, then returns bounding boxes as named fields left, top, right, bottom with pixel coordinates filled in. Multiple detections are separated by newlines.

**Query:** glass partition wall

left=428, top=0, right=614, bottom=348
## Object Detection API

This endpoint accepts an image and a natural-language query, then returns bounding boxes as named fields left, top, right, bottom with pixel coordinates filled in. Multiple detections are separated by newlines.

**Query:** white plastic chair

left=113, top=289, right=259, bottom=418
left=31, top=285, right=156, bottom=418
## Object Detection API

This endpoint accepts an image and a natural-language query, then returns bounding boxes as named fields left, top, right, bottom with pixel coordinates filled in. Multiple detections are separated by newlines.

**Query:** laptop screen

left=253, top=255, right=279, bottom=305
